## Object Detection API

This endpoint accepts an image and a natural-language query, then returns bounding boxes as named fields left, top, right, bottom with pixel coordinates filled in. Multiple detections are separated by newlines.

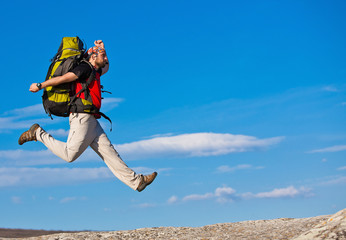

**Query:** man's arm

left=29, top=72, right=78, bottom=93
left=101, top=62, right=109, bottom=76
left=94, top=40, right=109, bottom=76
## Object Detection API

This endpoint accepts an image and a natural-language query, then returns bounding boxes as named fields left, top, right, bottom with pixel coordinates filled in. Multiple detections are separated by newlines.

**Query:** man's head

left=87, top=46, right=108, bottom=69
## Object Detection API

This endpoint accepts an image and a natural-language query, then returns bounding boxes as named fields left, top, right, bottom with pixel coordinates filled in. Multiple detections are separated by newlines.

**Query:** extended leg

left=35, top=113, right=97, bottom=162
left=90, top=125, right=142, bottom=190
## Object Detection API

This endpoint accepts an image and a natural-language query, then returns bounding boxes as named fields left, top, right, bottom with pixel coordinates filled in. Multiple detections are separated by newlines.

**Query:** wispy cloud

left=11, top=196, right=22, bottom=204
left=1, top=132, right=283, bottom=165
left=47, top=128, right=70, bottom=137
left=0, top=167, right=113, bottom=187
left=117, top=133, right=284, bottom=160
left=307, top=145, right=346, bottom=153
left=0, top=104, right=56, bottom=132
left=183, top=193, right=214, bottom=202
left=242, top=186, right=313, bottom=199
left=0, top=148, right=102, bottom=166
left=216, top=164, right=264, bottom=173
left=4, top=104, right=44, bottom=117
left=0, top=116, right=55, bottom=131
left=0, top=149, right=62, bottom=166
left=132, top=167, right=171, bottom=175
left=0, top=99, right=123, bottom=132
left=167, top=195, right=179, bottom=204
left=133, top=203, right=157, bottom=208
left=143, top=133, right=174, bottom=139
left=0, top=149, right=69, bottom=166
left=175, top=185, right=312, bottom=204
left=322, top=86, right=338, bottom=92
left=60, top=196, right=87, bottom=204
left=182, top=186, right=236, bottom=203
left=337, top=166, right=346, bottom=171
left=319, top=176, right=346, bottom=185
left=100, top=98, right=124, bottom=112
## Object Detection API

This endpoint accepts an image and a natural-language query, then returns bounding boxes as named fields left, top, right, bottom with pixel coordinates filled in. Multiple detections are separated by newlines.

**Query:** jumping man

left=18, top=40, right=157, bottom=192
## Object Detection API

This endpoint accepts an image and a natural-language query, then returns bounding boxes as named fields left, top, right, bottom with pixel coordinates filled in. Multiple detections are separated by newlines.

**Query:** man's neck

left=89, top=61, right=99, bottom=70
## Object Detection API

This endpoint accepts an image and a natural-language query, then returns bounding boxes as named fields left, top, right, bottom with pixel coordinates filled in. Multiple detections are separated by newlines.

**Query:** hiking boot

left=137, top=172, right=158, bottom=192
left=18, top=124, right=40, bottom=145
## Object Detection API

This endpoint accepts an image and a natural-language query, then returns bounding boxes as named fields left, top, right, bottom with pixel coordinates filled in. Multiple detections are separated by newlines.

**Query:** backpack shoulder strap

left=69, top=60, right=95, bottom=99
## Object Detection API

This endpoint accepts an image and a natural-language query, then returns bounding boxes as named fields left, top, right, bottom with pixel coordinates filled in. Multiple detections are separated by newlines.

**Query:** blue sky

left=0, top=0, right=345, bottom=231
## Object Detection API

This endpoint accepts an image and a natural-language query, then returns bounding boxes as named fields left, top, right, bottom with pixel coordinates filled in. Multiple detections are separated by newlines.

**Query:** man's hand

left=29, top=83, right=40, bottom=92
left=94, top=40, right=105, bottom=49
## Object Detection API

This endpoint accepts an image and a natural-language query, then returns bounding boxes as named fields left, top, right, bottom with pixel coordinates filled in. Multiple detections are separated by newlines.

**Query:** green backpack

left=42, top=37, right=112, bottom=129
left=42, top=36, right=89, bottom=118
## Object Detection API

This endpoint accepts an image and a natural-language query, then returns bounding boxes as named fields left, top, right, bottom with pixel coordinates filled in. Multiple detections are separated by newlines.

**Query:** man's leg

left=90, top=121, right=144, bottom=190
left=36, top=113, right=97, bottom=163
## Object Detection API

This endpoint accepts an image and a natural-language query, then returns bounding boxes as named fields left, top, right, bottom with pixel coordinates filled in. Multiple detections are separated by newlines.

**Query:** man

left=18, top=40, right=157, bottom=192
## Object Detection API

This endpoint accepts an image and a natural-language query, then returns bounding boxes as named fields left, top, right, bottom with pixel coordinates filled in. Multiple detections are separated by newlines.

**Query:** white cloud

left=116, top=133, right=284, bottom=160
left=143, top=133, right=174, bottom=139
left=0, top=149, right=60, bottom=164
left=4, top=104, right=45, bottom=117
left=167, top=195, right=179, bottom=204
left=0, top=103, right=64, bottom=132
left=11, top=196, right=22, bottom=204
left=322, top=86, right=338, bottom=92
left=134, top=203, right=156, bottom=208
left=178, top=185, right=312, bottom=204
left=132, top=167, right=171, bottom=175
left=60, top=196, right=87, bottom=204
left=60, top=197, right=77, bottom=203
left=101, top=98, right=124, bottom=112
left=0, top=116, right=53, bottom=131
left=47, top=128, right=70, bottom=137
left=183, top=193, right=214, bottom=202
left=0, top=149, right=67, bottom=166
left=102, top=97, right=124, bottom=104
left=132, top=167, right=156, bottom=175
left=337, top=166, right=346, bottom=171
left=215, top=186, right=236, bottom=197
left=182, top=185, right=236, bottom=203
left=214, top=186, right=236, bottom=203
left=216, top=164, right=263, bottom=173
left=2, top=132, right=283, bottom=165
left=320, top=176, right=346, bottom=185
left=307, top=145, right=346, bottom=153
left=0, top=148, right=102, bottom=166
left=0, top=167, right=114, bottom=187
left=0, top=99, right=122, bottom=132
left=250, top=186, right=312, bottom=199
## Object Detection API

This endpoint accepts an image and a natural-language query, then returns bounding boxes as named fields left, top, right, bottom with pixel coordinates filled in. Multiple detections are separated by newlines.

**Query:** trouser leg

left=90, top=121, right=142, bottom=190
left=36, top=113, right=96, bottom=163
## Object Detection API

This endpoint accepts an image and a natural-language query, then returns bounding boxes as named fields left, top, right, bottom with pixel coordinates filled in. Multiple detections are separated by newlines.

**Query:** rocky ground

left=1, top=209, right=344, bottom=240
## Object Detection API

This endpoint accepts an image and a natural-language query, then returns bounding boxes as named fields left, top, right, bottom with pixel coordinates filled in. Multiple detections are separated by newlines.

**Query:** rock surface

left=1, top=209, right=344, bottom=240
left=293, top=209, right=346, bottom=240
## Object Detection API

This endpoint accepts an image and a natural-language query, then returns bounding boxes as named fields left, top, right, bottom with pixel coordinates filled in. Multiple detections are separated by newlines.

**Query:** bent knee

left=65, top=152, right=80, bottom=163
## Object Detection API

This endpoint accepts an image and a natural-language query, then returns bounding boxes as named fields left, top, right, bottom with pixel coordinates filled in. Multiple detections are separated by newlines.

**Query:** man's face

left=95, top=51, right=108, bottom=68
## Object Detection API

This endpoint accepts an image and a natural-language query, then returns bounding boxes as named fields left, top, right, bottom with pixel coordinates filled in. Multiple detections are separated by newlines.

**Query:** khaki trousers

left=36, top=113, right=142, bottom=190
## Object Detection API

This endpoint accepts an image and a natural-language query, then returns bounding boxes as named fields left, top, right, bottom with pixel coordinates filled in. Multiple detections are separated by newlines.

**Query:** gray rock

left=2, top=209, right=345, bottom=240
left=293, top=208, right=346, bottom=240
